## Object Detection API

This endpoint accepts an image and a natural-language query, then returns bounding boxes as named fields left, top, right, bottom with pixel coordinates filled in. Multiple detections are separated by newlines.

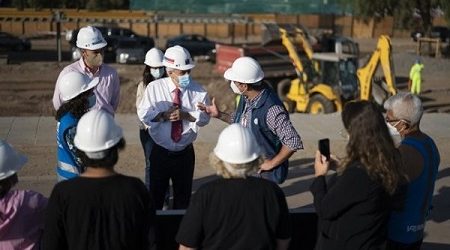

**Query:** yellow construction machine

left=266, top=24, right=397, bottom=113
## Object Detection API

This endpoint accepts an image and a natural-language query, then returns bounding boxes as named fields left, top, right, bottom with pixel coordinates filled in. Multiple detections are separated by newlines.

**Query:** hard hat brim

left=224, top=67, right=264, bottom=84
left=213, top=147, right=260, bottom=164
left=163, top=61, right=196, bottom=71
left=144, top=60, right=164, bottom=67
left=76, top=41, right=107, bottom=50
left=0, top=152, right=27, bottom=181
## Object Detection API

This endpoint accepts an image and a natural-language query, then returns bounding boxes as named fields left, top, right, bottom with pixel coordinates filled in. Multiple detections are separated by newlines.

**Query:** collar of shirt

left=79, top=58, right=101, bottom=76
left=244, top=89, right=265, bottom=109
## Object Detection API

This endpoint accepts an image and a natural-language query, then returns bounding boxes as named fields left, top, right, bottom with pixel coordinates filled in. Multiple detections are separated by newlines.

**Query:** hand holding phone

left=318, top=138, right=330, bottom=161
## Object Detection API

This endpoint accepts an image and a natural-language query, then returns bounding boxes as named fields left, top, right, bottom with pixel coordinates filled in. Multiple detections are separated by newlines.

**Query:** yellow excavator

left=270, top=24, right=397, bottom=113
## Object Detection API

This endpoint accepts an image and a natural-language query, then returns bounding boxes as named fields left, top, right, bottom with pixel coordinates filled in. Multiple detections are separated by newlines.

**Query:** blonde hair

left=209, top=152, right=263, bottom=178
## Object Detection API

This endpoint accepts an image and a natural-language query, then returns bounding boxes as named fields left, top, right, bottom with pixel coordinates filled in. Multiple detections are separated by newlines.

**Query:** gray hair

left=209, top=152, right=263, bottom=179
left=384, top=92, right=423, bottom=126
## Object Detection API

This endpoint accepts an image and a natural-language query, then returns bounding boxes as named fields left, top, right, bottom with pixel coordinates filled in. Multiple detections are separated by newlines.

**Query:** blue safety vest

left=56, top=113, right=81, bottom=181
left=234, top=89, right=288, bottom=184
left=388, top=135, right=440, bottom=243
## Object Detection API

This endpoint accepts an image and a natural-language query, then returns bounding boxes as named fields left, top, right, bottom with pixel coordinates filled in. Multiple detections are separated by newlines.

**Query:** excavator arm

left=278, top=27, right=307, bottom=81
left=357, top=35, right=397, bottom=101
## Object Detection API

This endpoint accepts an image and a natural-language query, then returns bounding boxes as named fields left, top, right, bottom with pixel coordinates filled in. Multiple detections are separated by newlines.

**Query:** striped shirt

left=233, top=89, right=303, bottom=151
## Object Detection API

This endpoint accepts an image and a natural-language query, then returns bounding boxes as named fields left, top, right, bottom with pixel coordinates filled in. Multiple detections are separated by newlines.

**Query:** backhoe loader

left=269, top=24, right=397, bottom=113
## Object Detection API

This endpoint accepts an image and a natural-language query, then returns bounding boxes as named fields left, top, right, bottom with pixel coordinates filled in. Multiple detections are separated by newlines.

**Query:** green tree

left=339, top=0, right=448, bottom=34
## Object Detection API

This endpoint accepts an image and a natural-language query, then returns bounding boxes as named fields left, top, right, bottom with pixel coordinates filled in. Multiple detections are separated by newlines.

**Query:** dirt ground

left=0, top=37, right=450, bottom=117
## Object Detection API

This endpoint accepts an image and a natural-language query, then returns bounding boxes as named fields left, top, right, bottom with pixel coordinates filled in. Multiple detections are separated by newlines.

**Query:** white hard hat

left=214, top=124, right=261, bottom=164
left=224, top=56, right=264, bottom=84
left=76, top=26, right=107, bottom=50
left=0, top=140, right=27, bottom=181
left=59, top=71, right=99, bottom=102
left=163, top=45, right=195, bottom=70
left=144, top=48, right=164, bottom=67
left=74, top=109, right=123, bottom=153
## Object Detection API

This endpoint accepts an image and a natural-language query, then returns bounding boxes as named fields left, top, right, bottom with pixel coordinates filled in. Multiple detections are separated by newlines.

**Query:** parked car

left=68, top=26, right=154, bottom=61
left=411, top=26, right=450, bottom=42
left=165, top=34, right=215, bottom=59
left=115, top=37, right=153, bottom=64
left=0, top=31, right=31, bottom=51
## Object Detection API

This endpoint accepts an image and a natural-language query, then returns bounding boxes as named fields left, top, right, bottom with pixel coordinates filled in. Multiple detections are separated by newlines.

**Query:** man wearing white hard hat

left=0, top=140, right=48, bottom=249
left=52, top=26, right=120, bottom=115
left=176, top=124, right=291, bottom=250
left=198, top=56, right=302, bottom=184
left=137, top=45, right=210, bottom=210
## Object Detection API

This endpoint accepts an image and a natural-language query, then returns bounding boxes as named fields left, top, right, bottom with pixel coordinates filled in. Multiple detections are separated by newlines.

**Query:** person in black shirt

left=176, top=123, right=291, bottom=250
left=41, top=109, right=156, bottom=250
left=310, top=101, right=403, bottom=250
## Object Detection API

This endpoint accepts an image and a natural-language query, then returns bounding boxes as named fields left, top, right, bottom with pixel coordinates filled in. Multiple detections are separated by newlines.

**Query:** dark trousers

left=139, top=128, right=154, bottom=190
left=150, top=143, right=194, bottom=210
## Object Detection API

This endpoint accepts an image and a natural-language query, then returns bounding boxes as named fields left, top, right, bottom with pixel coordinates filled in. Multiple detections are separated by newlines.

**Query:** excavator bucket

left=261, top=23, right=305, bottom=46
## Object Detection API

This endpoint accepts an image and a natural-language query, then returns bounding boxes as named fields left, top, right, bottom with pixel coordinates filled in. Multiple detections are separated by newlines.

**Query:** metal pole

left=55, top=11, right=62, bottom=63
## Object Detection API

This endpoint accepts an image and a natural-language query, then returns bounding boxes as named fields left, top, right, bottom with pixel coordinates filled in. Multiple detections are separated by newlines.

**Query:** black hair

left=0, top=174, right=18, bottom=199
left=76, top=139, right=126, bottom=169
left=55, top=90, right=93, bottom=121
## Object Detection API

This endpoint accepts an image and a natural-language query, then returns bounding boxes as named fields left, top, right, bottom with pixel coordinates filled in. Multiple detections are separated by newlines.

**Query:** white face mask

left=386, top=121, right=402, bottom=147
left=150, top=68, right=164, bottom=79
left=230, top=81, right=242, bottom=95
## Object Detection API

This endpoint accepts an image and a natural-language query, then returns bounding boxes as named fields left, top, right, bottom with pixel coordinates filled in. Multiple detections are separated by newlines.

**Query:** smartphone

left=318, top=138, right=330, bottom=161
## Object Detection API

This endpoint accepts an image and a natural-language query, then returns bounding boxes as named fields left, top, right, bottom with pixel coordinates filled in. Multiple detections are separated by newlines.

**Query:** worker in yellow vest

left=409, top=58, right=424, bottom=95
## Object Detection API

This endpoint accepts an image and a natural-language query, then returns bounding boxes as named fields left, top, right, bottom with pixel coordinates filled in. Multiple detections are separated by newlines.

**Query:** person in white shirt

left=137, top=45, right=210, bottom=209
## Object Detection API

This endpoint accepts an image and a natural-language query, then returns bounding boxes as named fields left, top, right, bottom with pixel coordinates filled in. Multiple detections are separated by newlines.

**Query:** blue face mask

left=87, top=94, right=96, bottom=108
left=178, top=74, right=191, bottom=88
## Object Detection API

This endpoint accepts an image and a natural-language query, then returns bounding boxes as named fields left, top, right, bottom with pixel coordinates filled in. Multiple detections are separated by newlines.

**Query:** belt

left=155, top=143, right=193, bottom=156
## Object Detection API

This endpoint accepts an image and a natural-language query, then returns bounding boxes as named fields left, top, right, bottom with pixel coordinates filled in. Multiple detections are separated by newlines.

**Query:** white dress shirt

left=137, top=77, right=210, bottom=152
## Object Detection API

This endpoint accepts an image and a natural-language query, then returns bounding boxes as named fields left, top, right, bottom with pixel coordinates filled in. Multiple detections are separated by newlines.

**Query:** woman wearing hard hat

left=42, top=109, right=156, bottom=250
left=176, top=124, right=291, bottom=250
left=55, top=71, right=98, bottom=181
left=0, top=140, right=48, bottom=249
left=136, top=47, right=167, bottom=190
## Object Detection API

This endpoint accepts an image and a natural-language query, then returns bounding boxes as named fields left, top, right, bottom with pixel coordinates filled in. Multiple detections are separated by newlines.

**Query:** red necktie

left=171, top=88, right=182, bottom=142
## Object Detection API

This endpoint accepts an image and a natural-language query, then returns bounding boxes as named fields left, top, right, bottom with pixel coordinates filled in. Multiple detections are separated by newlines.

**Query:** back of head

left=76, top=26, right=107, bottom=50
left=74, top=109, right=123, bottom=162
left=162, top=45, right=195, bottom=70
left=144, top=48, right=164, bottom=67
left=59, top=71, right=99, bottom=102
left=224, top=56, right=264, bottom=84
left=384, top=92, right=423, bottom=127
left=341, top=101, right=400, bottom=194
left=212, top=124, right=262, bottom=178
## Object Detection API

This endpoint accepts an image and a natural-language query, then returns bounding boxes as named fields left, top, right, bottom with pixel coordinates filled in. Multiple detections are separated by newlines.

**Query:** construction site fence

left=0, top=8, right=448, bottom=41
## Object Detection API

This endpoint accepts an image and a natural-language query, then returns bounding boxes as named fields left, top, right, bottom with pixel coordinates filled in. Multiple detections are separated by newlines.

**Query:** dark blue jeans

left=139, top=128, right=154, bottom=190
